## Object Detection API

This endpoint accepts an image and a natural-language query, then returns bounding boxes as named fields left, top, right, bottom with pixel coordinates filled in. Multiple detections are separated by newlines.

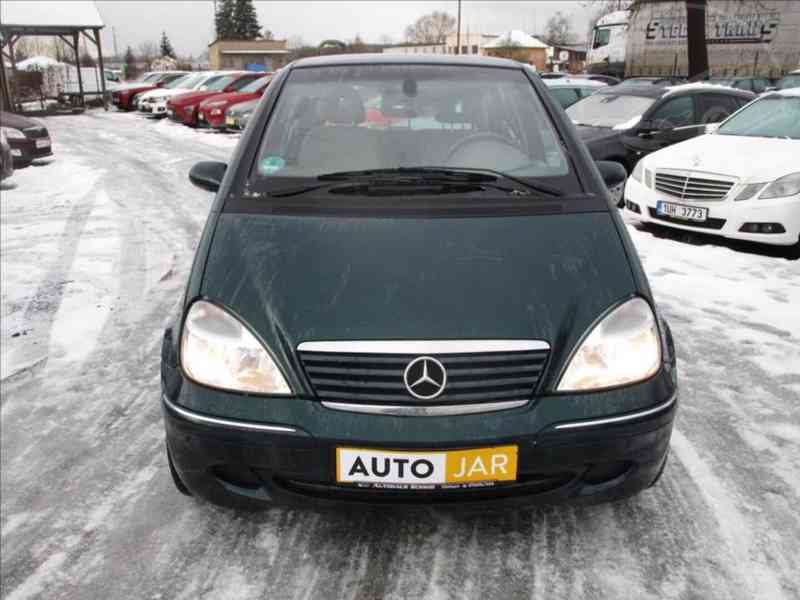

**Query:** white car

left=624, top=88, right=800, bottom=247
left=137, top=72, right=224, bottom=117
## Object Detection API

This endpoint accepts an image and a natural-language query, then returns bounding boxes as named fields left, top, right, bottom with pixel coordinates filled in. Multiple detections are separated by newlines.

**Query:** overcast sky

left=95, top=1, right=594, bottom=57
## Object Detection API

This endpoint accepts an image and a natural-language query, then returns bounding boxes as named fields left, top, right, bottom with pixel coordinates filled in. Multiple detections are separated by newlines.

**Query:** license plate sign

left=35, top=139, right=51, bottom=149
left=336, top=445, right=518, bottom=489
left=657, top=201, right=707, bottom=222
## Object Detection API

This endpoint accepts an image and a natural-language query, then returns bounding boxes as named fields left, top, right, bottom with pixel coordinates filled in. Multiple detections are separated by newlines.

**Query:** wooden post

left=93, top=28, right=108, bottom=110
left=73, top=31, right=85, bottom=107
left=8, top=35, right=19, bottom=111
left=456, top=0, right=461, bottom=55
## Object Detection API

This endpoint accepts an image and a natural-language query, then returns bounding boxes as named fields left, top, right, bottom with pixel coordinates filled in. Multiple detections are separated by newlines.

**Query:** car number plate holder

left=656, top=200, right=708, bottom=222
left=335, top=445, right=518, bottom=489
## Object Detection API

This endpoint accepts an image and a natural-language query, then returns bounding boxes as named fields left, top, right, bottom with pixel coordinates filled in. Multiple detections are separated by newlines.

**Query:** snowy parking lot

left=1, top=111, right=799, bottom=599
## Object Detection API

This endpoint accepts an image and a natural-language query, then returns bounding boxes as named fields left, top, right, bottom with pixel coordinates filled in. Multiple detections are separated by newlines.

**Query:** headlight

left=557, top=297, right=661, bottom=392
left=1, top=127, right=26, bottom=140
left=631, top=161, right=644, bottom=183
left=734, top=182, right=766, bottom=201
left=181, top=300, right=292, bottom=395
left=758, top=172, right=800, bottom=199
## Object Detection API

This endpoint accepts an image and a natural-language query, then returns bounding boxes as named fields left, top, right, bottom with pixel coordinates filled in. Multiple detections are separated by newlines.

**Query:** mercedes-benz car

left=624, top=88, right=799, bottom=249
left=161, top=54, right=678, bottom=510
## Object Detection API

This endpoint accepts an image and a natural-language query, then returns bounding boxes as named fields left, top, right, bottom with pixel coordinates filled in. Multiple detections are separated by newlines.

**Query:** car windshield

left=779, top=75, right=800, bottom=90
left=717, top=96, right=800, bottom=139
left=250, top=64, right=574, bottom=189
left=164, top=75, right=193, bottom=89
left=141, top=73, right=159, bottom=83
left=566, top=93, right=655, bottom=127
left=240, top=76, right=270, bottom=93
left=201, top=75, right=235, bottom=91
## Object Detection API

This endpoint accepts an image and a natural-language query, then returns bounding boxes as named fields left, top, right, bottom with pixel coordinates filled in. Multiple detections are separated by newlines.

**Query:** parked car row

left=112, top=70, right=272, bottom=132
left=0, top=110, right=54, bottom=180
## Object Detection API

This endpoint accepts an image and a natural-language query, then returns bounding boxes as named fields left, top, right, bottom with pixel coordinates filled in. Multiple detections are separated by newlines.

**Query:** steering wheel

left=445, top=132, right=531, bottom=170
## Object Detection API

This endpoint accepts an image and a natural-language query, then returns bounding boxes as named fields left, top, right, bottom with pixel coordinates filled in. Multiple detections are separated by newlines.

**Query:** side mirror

left=189, top=161, right=227, bottom=192
left=596, top=160, right=628, bottom=190
left=705, top=123, right=720, bottom=134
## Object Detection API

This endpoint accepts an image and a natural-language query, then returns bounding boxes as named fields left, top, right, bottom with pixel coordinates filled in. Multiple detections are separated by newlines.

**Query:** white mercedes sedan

left=623, top=88, right=799, bottom=247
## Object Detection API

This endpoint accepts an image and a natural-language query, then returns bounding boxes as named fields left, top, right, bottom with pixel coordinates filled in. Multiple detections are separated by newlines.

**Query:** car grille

left=654, top=171, right=734, bottom=201
left=23, top=126, right=48, bottom=139
left=298, top=343, right=549, bottom=407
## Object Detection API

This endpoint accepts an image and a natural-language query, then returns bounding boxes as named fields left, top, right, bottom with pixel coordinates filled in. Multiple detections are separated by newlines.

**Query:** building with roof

left=208, top=39, right=289, bottom=72
left=0, top=0, right=106, bottom=110
left=482, top=31, right=549, bottom=69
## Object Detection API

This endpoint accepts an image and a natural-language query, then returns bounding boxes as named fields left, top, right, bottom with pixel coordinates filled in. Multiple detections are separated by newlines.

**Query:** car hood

left=642, top=134, right=800, bottom=181
left=170, top=90, right=224, bottom=106
left=575, top=125, right=621, bottom=144
left=114, top=82, right=156, bottom=93
left=228, top=99, right=259, bottom=116
left=140, top=88, right=190, bottom=101
left=199, top=91, right=259, bottom=109
left=0, top=111, right=41, bottom=129
left=200, top=212, right=637, bottom=390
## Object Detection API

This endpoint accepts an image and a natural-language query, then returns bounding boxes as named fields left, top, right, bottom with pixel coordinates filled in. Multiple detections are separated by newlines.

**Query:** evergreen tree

left=160, top=31, right=176, bottom=58
left=232, top=0, right=261, bottom=40
left=215, top=0, right=236, bottom=40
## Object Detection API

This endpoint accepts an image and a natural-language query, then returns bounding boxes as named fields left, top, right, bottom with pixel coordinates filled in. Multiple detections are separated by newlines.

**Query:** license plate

left=336, top=445, right=518, bottom=489
left=656, top=201, right=707, bottom=222
left=226, top=116, right=236, bottom=127
left=35, top=139, right=51, bottom=149
left=167, top=109, right=174, bottom=117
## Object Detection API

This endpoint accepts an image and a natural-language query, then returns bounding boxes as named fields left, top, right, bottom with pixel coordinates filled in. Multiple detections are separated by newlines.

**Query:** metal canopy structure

left=0, top=1, right=107, bottom=112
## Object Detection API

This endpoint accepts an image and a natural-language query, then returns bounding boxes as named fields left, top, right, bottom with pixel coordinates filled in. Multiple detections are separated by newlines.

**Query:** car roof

left=761, top=88, right=800, bottom=98
left=545, top=78, right=607, bottom=88
left=290, top=53, right=524, bottom=70
left=596, top=81, right=754, bottom=99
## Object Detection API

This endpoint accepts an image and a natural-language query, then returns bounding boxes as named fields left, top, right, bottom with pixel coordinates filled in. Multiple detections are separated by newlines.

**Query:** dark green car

left=161, top=54, right=677, bottom=509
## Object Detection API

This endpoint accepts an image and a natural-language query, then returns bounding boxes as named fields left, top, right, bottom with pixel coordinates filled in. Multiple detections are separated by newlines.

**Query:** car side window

left=697, top=94, right=739, bottom=123
left=229, top=76, right=258, bottom=91
left=752, top=79, right=768, bottom=93
left=649, top=95, right=695, bottom=129
left=579, top=87, right=598, bottom=98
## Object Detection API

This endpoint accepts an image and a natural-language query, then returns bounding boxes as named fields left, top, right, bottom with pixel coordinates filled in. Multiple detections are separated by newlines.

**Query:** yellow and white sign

left=336, top=446, right=518, bottom=487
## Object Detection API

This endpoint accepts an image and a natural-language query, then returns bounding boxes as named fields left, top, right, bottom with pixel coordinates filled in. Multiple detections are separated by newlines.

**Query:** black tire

left=167, top=445, right=192, bottom=496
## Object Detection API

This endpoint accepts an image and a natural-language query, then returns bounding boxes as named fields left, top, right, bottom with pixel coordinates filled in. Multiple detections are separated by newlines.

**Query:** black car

left=567, top=83, right=755, bottom=173
left=162, top=54, right=677, bottom=510
left=707, top=76, right=772, bottom=94
left=0, top=111, right=53, bottom=168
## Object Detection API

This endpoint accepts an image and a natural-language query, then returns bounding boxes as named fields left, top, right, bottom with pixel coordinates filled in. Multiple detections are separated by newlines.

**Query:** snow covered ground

left=1, top=111, right=799, bottom=600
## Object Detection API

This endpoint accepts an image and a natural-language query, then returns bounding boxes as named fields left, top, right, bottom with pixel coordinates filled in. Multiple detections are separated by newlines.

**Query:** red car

left=166, top=72, right=263, bottom=126
left=111, top=72, right=187, bottom=111
left=196, top=74, right=272, bottom=129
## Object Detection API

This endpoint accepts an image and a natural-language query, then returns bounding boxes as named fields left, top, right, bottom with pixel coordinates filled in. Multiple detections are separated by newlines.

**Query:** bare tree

left=404, top=11, right=456, bottom=44
left=287, top=35, right=305, bottom=50
left=545, top=12, right=576, bottom=46
left=136, top=41, right=158, bottom=66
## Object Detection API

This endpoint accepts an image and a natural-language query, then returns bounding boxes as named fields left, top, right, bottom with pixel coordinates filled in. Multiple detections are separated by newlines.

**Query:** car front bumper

left=9, top=138, right=52, bottom=167
left=163, top=374, right=677, bottom=510
left=624, top=176, right=800, bottom=246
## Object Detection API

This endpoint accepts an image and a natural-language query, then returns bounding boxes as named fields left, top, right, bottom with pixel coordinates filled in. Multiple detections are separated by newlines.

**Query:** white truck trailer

left=587, top=0, right=800, bottom=79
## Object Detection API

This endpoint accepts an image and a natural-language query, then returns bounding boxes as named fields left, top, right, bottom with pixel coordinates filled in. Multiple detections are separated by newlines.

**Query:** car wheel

left=167, top=444, right=192, bottom=496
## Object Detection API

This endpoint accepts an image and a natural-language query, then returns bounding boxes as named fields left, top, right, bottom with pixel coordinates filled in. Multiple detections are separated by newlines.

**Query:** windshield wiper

left=316, top=167, right=563, bottom=197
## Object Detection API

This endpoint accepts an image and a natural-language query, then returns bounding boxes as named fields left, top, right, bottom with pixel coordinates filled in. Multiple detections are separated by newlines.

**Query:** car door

left=620, top=94, right=699, bottom=156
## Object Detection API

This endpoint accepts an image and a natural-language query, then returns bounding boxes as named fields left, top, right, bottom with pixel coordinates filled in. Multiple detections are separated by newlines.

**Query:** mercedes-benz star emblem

left=403, top=356, right=447, bottom=400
